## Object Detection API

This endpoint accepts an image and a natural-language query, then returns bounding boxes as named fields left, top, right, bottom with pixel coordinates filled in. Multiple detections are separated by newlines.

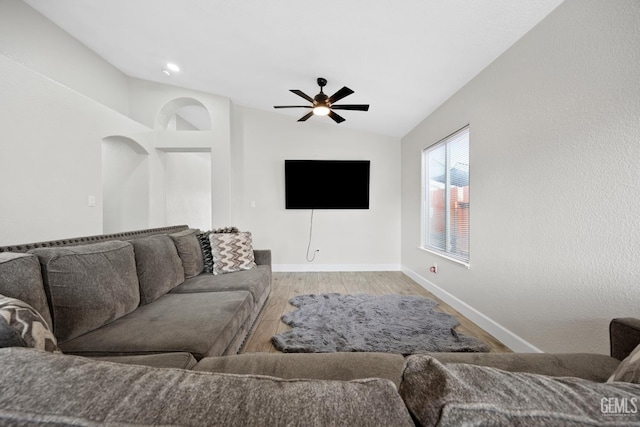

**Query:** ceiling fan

left=274, top=77, right=369, bottom=123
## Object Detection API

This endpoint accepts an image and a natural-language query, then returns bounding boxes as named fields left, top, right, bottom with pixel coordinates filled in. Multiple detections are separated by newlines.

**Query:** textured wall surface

left=401, top=0, right=640, bottom=353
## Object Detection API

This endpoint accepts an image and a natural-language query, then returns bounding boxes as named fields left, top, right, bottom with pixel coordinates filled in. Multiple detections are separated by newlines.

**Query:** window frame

left=420, top=125, right=470, bottom=268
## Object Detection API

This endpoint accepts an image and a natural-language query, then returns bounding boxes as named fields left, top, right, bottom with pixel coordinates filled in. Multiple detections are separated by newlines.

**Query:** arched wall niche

left=101, top=135, right=150, bottom=233
left=155, top=97, right=212, bottom=131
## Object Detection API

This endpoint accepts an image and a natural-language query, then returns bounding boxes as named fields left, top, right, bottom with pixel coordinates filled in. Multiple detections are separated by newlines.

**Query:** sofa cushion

left=172, top=264, right=271, bottom=303
left=209, top=231, right=257, bottom=275
left=608, top=342, right=640, bottom=384
left=425, top=352, right=620, bottom=382
left=132, top=234, right=185, bottom=304
left=169, top=229, right=204, bottom=278
left=29, top=241, right=140, bottom=343
left=0, top=348, right=414, bottom=427
left=400, top=355, right=640, bottom=427
left=195, top=352, right=406, bottom=388
left=0, top=295, right=59, bottom=352
left=90, top=352, right=197, bottom=369
left=0, top=252, right=52, bottom=329
left=58, top=291, right=253, bottom=359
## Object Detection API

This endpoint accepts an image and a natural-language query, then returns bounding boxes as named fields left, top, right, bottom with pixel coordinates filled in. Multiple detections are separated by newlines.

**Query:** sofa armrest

left=253, top=249, right=271, bottom=267
left=610, top=318, right=640, bottom=360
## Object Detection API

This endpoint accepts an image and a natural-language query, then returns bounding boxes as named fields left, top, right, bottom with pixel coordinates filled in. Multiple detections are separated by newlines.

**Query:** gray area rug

left=272, top=293, right=490, bottom=355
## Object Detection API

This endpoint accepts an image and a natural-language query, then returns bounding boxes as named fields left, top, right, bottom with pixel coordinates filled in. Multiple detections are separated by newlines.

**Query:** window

left=422, top=126, right=470, bottom=265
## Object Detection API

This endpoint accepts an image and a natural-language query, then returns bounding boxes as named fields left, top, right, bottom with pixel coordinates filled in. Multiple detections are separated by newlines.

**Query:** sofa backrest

left=29, top=241, right=141, bottom=343
left=0, top=225, right=189, bottom=253
left=0, top=348, right=415, bottom=426
left=131, top=234, right=186, bottom=305
left=0, top=252, right=53, bottom=329
left=0, top=225, right=201, bottom=340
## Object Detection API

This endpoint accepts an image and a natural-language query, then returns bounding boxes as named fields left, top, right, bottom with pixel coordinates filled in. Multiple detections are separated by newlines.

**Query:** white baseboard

left=273, top=264, right=401, bottom=272
left=401, top=266, right=542, bottom=353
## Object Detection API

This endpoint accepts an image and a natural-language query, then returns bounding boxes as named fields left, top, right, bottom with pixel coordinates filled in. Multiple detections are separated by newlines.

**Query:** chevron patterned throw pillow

left=0, top=294, right=60, bottom=353
left=209, top=231, right=257, bottom=275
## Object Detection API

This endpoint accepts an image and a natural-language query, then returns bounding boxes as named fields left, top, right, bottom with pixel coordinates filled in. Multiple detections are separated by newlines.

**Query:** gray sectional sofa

left=2, top=226, right=640, bottom=425
left=0, top=319, right=639, bottom=425
left=0, top=225, right=271, bottom=367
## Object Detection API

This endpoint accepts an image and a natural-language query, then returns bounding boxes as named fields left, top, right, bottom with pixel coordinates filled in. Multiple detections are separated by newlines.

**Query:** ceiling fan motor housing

left=314, top=93, right=329, bottom=105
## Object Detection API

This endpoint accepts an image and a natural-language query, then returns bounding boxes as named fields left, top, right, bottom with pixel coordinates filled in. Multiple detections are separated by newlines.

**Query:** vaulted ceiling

left=25, top=0, right=564, bottom=137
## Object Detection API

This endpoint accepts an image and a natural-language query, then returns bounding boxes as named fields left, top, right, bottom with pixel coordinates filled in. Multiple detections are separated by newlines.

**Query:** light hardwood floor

left=241, top=271, right=511, bottom=353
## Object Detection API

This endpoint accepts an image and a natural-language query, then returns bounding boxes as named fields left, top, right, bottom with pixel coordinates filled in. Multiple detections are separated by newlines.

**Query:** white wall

left=0, top=0, right=129, bottom=115
left=0, top=0, right=150, bottom=245
left=236, top=107, right=401, bottom=271
left=0, top=1, right=225, bottom=243
left=401, top=0, right=640, bottom=354
left=102, top=137, right=149, bottom=233
left=0, top=54, right=149, bottom=245
left=127, top=78, right=233, bottom=227
left=165, top=152, right=212, bottom=231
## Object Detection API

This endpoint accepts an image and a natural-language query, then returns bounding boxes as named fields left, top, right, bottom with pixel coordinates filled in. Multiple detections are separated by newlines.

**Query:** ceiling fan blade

left=274, top=105, right=312, bottom=109
left=328, top=86, right=354, bottom=104
left=298, top=111, right=314, bottom=122
left=330, top=104, right=370, bottom=111
left=290, top=89, right=314, bottom=103
left=328, top=110, right=345, bottom=123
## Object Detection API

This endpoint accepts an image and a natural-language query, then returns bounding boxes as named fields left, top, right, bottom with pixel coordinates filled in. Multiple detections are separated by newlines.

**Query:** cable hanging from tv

left=306, top=209, right=319, bottom=262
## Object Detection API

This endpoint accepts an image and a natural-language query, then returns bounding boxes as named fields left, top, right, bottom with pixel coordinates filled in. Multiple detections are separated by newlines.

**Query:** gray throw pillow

left=209, top=231, right=257, bottom=275
left=132, top=234, right=185, bottom=304
left=0, top=294, right=60, bottom=352
left=29, top=241, right=140, bottom=343
left=608, top=343, right=640, bottom=384
left=169, top=229, right=204, bottom=278
left=400, top=355, right=640, bottom=426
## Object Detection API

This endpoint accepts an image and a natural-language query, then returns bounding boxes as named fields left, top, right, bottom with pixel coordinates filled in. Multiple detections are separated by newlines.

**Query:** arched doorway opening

left=101, top=136, right=149, bottom=233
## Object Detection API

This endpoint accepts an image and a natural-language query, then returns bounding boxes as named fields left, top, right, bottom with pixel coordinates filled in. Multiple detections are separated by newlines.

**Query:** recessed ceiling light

left=166, top=63, right=180, bottom=72
left=162, top=69, right=171, bottom=76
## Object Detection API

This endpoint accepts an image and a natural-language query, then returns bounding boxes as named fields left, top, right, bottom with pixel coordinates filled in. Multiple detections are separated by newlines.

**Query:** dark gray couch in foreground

left=0, top=347, right=415, bottom=426
left=0, top=319, right=639, bottom=426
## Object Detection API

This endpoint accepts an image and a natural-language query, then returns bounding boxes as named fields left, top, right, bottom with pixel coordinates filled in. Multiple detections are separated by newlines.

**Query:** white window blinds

left=423, top=126, right=470, bottom=264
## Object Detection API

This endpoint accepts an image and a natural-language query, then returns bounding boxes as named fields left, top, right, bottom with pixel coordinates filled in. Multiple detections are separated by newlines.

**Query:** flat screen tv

left=285, top=160, right=370, bottom=209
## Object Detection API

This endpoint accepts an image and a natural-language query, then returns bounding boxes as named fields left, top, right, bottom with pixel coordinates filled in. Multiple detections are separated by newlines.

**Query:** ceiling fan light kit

left=274, top=77, right=369, bottom=124
left=313, top=106, right=330, bottom=116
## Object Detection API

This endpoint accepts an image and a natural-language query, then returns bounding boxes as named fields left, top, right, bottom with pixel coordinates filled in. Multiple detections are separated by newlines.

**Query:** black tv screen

left=285, top=160, right=370, bottom=209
